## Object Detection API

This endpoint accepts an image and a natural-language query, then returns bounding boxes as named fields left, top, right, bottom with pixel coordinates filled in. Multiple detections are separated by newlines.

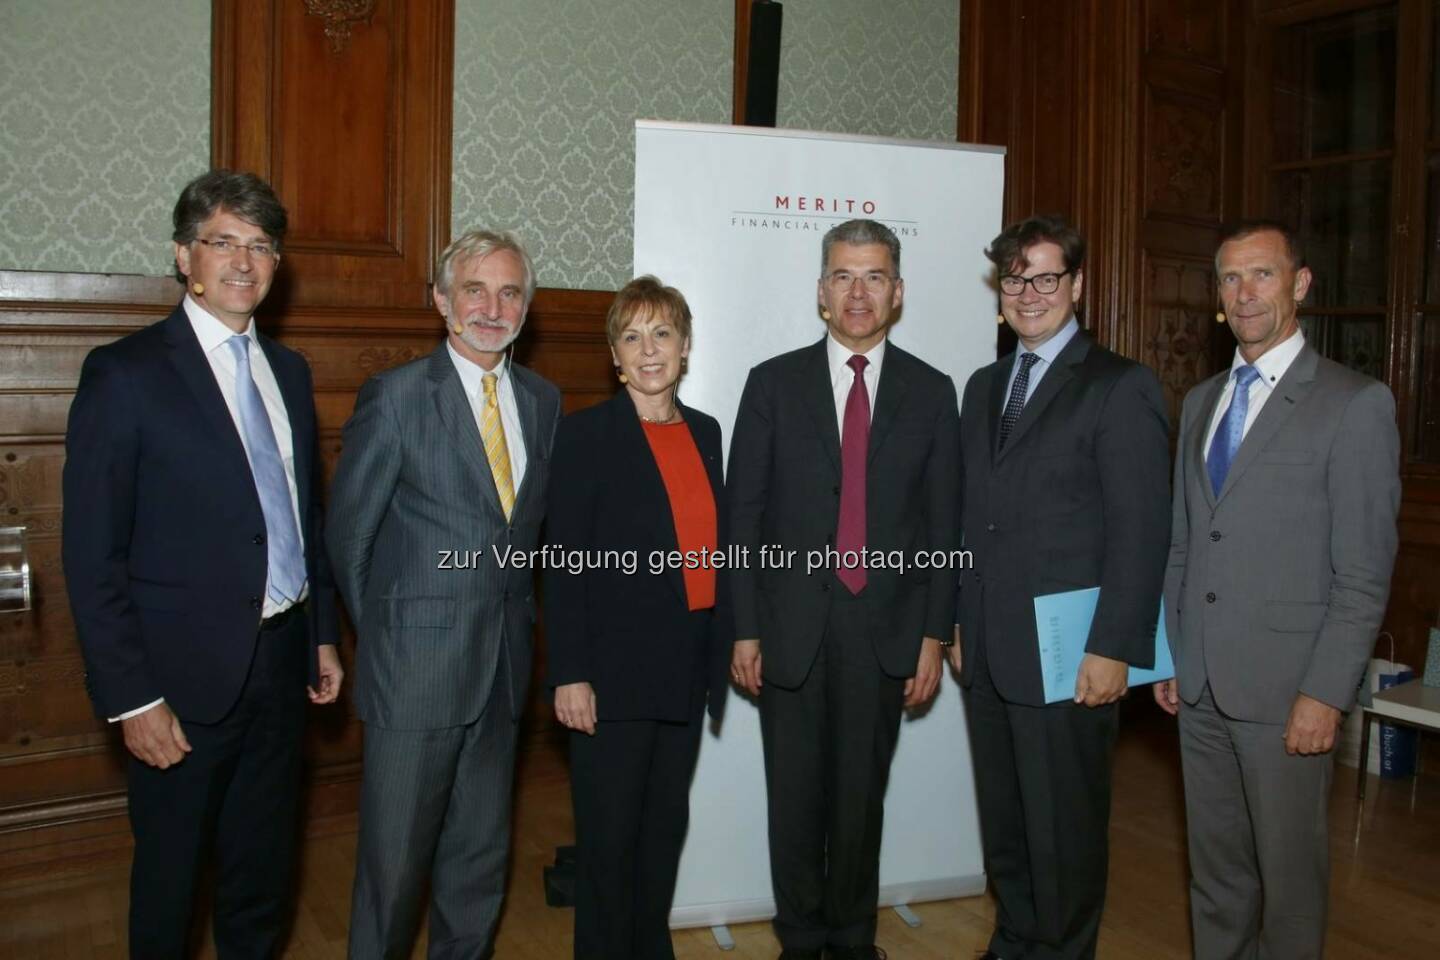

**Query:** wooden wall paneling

left=212, top=0, right=453, bottom=311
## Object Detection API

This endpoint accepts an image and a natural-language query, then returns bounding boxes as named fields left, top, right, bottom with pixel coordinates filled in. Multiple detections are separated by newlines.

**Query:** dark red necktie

left=836, top=354, right=869, bottom=594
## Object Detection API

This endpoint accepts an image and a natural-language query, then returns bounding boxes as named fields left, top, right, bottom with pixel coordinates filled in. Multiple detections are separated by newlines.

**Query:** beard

left=457, top=317, right=521, bottom=355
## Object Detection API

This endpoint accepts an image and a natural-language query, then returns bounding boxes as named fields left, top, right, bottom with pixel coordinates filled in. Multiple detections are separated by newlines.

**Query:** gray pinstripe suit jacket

left=327, top=344, right=562, bottom=729
left=1164, top=344, right=1401, bottom=724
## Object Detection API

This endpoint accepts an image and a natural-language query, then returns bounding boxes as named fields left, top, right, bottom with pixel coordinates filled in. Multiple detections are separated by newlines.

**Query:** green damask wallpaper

left=0, top=0, right=211, bottom=276
left=452, top=0, right=960, bottom=291
left=451, top=0, right=733, bottom=291
left=776, top=0, right=960, bottom=142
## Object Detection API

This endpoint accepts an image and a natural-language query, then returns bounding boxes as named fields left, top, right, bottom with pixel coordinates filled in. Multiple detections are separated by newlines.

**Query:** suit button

left=986, top=523, right=997, bottom=532
left=1209, top=531, right=1221, bottom=542
left=821, top=583, right=831, bottom=592
left=974, top=572, right=981, bottom=582
left=250, top=596, right=263, bottom=610
left=1205, top=592, right=1216, bottom=603
left=253, top=533, right=265, bottom=545
left=833, top=486, right=841, bottom=496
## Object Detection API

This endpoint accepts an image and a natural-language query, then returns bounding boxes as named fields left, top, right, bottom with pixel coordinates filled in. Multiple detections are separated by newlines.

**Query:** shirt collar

left=183, top=294, right=255, bottom=355
left=446, top=339, right=511, bottom=400
left=1019, top=315, right=1079, bottom=368
left=826, top=332, right=887, bottom=385
left=1231, top=328, right=1305, bottom=387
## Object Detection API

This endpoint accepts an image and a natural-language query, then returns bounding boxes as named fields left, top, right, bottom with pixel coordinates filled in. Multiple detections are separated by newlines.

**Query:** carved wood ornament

left=303, top=0, right=376, bottom=53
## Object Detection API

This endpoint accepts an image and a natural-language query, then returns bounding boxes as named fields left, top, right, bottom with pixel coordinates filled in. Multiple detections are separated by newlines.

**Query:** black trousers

left=568, top=699, right=705, bottom=960
left=127, top=611, right=308, bottom=959
left=963, top=632, right=1118, bottom=960
left=759, top=588, right=906, bottom=951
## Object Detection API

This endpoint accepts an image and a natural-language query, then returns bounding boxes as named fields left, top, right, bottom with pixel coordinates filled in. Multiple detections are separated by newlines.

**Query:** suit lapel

left=509, top=366, right=541, bottom=515
left=987, top=359, right=1006, bottom=461
left=613, top=391, right=687, bottom=603
left=427, top=346, right=501, bottom=510
left=868, top=344, right=910, bottom=464
left=800, top=340, right=842, bottom=475
left=1215, top=346, right=1319, bottom=504
left=161, top=308, right=255, bottom=489
left=257, top=335, right=311, bottom=524
left=994, top=332, right=1090, bottom=463
left=1190, top=371, right=1227, bottom=510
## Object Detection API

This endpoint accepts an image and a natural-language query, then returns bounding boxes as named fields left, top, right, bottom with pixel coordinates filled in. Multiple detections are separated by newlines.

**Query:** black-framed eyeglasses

left=998, top=270, right=1071, bottom=296
left=194, top=237, right=278, bottom=260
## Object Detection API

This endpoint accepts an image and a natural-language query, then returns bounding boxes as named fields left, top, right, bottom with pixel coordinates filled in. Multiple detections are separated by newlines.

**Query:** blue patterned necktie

left=1206, top=364, right=1262, bottom=497
left=998, top=352, right=1039, bottom=451
left=227, top=335, right=306, bottom=605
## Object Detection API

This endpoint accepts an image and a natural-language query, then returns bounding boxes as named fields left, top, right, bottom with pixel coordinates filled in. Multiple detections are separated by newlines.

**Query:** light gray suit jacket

left=1164, top=344, right=1400, bottom=724
left=327, top=344, right=562, bottom=729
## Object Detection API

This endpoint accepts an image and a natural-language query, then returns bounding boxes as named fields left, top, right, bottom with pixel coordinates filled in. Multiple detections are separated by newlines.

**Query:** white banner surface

left=632, top=120, right=1004, bottom=927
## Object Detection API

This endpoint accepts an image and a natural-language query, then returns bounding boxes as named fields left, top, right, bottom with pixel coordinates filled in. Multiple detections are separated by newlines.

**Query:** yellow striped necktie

left=480, top=373, right=515, bottom=519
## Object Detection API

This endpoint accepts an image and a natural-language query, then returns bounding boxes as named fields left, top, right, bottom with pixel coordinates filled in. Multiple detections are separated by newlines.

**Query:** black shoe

left=826, top=948, right=887, bottom=960
left=778, top=951, right=823, bottom=960
left=977, top=953, right=1005, bottom=959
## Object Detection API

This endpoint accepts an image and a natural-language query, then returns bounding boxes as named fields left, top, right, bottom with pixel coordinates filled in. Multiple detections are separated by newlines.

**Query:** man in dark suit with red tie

left=728, top=219, right=961, bottom=960
left=63, top=170, right=342, bottom=957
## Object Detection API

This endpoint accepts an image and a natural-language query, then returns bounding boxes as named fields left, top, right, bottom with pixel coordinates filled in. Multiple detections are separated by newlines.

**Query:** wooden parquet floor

left=2, top=703, right=1436, bottom=958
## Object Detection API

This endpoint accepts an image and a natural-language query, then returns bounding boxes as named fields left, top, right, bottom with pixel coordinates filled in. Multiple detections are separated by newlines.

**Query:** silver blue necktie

left=227, top=335, right=306, bottom=605
left=1206, top=364, right=1262, bottom=497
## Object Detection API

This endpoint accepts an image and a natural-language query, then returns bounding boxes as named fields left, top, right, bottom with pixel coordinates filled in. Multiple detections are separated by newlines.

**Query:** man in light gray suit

left=329, top=229, right=562, bottom=959
left=1155, top=220, right=1400, bottom=959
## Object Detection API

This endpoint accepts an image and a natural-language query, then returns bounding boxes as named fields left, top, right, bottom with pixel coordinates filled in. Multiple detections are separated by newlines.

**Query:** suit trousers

left=568, top=696, right=705, bottom=960
left=348, top=643, right=518, bottom=960
left=963, top=633, right=1118, bottom=960
left=126, top=611, right=308, bottom=960
left=759, top=587, right=905, bottom=951
left=1179, top=684, right=1332, bottom=960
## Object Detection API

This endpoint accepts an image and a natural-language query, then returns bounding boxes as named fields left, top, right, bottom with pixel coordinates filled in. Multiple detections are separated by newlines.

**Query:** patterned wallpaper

left=776, top=0, right=960, bottom=142
left=0, top=1, right=211, bottom=277
left=451, top=0, right=733, bottom=291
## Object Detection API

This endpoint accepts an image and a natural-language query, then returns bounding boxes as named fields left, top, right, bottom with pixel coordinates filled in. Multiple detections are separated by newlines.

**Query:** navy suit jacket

left=63, top=303, right=337, bottom=723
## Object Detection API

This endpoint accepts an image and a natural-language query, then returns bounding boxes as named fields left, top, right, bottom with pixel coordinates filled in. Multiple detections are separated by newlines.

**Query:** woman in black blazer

left=545, top=275, right=730, bottom=960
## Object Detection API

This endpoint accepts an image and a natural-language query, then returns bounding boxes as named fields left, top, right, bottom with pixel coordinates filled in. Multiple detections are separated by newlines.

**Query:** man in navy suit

left=63, top=170, right=342, bottom=958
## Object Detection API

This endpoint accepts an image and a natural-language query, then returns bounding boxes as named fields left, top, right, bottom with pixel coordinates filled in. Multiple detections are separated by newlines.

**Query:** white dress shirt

left=113, top=297, right=307, bottom=722
left=826, top=333, right=886, bottom=437
left=1002, top=316, right=1080, bottom=409
left=1202, top=330, right=1306, bottom=458
left=447, top=340, right=528, bottom=491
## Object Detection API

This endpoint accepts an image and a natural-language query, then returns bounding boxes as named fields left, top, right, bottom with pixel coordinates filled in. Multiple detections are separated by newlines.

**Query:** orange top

left=641, top=420, right=718, bottom=611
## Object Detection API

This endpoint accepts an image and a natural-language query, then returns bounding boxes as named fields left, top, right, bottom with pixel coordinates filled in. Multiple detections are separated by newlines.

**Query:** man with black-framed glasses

left=952, top=214, right=1170, bottom=960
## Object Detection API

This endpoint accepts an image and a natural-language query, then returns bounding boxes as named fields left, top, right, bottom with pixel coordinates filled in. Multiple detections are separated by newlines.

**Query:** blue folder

left=1033, top=587, right=1174, bottom=704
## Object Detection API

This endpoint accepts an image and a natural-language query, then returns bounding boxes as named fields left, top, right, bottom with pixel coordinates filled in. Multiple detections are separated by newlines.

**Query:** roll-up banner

left=632, top=120, right=1004, bottom=927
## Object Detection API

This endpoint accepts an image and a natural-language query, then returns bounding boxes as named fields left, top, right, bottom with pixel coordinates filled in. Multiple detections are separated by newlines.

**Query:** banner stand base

left=893, top=904, right=922, bottom=928
left=710, top=925, right=736, bottom=951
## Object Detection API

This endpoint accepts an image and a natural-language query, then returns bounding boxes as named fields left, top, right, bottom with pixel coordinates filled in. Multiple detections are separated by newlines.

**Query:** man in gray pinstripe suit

left=329, top=230, right=562, bottom=959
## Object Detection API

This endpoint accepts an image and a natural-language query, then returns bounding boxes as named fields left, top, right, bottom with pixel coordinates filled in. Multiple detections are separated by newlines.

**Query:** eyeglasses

left=194, top=237, right=278, bottom=260
left=999, top=270, right=1071, bottom=296
left=825, top=270, right=896, bottom=292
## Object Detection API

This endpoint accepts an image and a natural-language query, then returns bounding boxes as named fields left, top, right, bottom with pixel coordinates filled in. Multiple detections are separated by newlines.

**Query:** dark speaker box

left=744, top=2, right=783, bottom=126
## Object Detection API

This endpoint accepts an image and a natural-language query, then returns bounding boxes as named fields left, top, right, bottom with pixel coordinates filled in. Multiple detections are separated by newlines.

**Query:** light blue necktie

left=227, top=335, right=306, bottom=605
left=1206, top=364, right=1262, bottom=497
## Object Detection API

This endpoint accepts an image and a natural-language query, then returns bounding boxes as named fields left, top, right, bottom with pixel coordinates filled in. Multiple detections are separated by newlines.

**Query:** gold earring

left=1215, top=311, right=1226, bottom=324
left=821, top=308, right=832, bottom=321
left=191, top=281, right=205, bottom=296
left=616, top=366, right=628, bottom=385
left=996, top=313, right=1005, bottom=325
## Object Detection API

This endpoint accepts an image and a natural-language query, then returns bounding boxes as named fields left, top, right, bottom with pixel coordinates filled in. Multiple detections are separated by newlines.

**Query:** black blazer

left=543, top=390, right=731, bottom=723
left=956, top=330, right=1171, bottom=706
left=62, top=304, right=338, bottom=723
left=727, top=338, right=962, bottom=688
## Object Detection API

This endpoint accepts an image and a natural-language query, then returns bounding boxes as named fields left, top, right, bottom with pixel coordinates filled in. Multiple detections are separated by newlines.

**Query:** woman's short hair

left=605, top=275, right=693, bottom=344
